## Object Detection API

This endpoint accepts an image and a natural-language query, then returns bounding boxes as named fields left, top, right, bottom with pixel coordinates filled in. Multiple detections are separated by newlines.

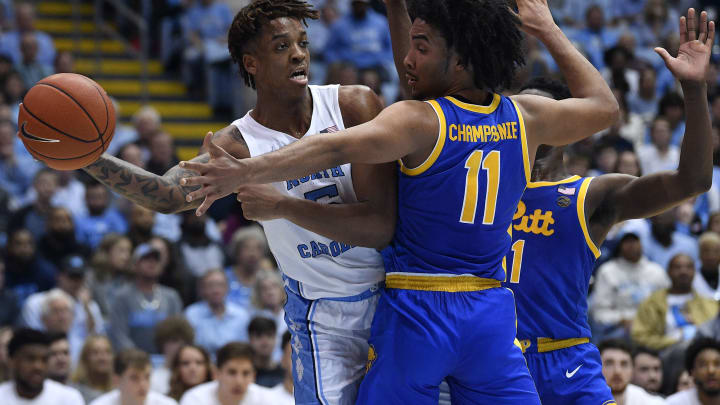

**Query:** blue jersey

left=383, top=94, right=531, bottom=281
left=505, top=176, right=600, bottom=341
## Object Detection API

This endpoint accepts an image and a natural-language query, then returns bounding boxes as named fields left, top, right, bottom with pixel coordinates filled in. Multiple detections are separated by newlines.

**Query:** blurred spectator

left=0, top=328, right=84, bottom=404
left=151, top=236, right=192, bottom=303
left=600, top=90, right=644, bottom=149
left=146, top=132, right=179, bottom=176
left=632, top=254, right=718, bottom=351
left=631, top=347, right=663, bottom=395
left=0, top=259, right=18, bottom=326
left=248, top=317, right=282, bottom=388
left=627, top=209, right=699, bottom=269
left=8, top=169, right=59, bottom=240
left=15, top=32, right=52, bottom=89
left=675, top=370, right=694, bottom=393
left=599, top=339, right=665, bottom=405
left=592, top=233, right=669, bottom=339
left=151, top=316, right=195, bottom=395
left=38, top=207, right=90, bottom=268
left=179, top=342, right=276, bottom=405
left=250, top=269, right=287, bottom=361
left=88, top=234, right=133, bottom=316
left=72, top=336, right=115, bottom=404
left=40, top=289, right=78, bottom=358
left=572, top=5, right=620, bottom=71
left=53, top=50, right=74, bottom=74
left=602, top=46, right=638, bottom=94
left=127, top=205, right=156, bottom=247
left=588, top=141, right=618, bottom=177
left=324, top=61, right=360, bottom=85
left=3, top=228, right=56, bottom=305
left=708, top=212, right=720, bottom=236
left=666, top=338, right=720, bottom=405
left=0, top=327, right=11, bottom=382
left=178, top=211, right=223, bottom=277
left=46, top=333, right=70, bottom=384
left=615, top=150, right=642, bottom=177
left=638, top=117, right=680, bottom=175
left=359, top=67, right=385, bottom=104
left=167, top=345, right=213, bottom=401
left=0, top=188, right=11, bottom=245
left=106, top=99, right=140, bottom=157
left=694, top=232, right=720, bottom=299
left=566, top=153, right=591, bottom=177
left=632, top=0, right=677, bottom=47
left=325, top=0, right=392, bottom=75
left=5, top=71, right=25, bottom=119
left=109, top=244, right=182, bottom=354
left=117, top=143, right=145, bottom=169
left=0, top=3, right=56, bottom=66
left=51, top=171, right=87, bottom=218
left=90, top=349, right=177, bottom=405
left=0, top=119, right=32, bottom=199
left=226, top=226, right=270, bottom=308
left=628, top=68, right=659, bottom=122
left=75, top=182, right=128, bottom=249
left=131, top=106, right=162, bottom=162
left=659, top=92, right=686, bottom=146
left=185, top=270, right=250, bottom=356
left=269, top=331, right=293, bottom=405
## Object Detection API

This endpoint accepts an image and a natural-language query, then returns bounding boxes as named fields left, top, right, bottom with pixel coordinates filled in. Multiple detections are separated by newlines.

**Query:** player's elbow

left=690, top=174, right=713, bottom=195
left=600, top=97, right=620, bottom=129
left=363, top=216, right=395, bottom=250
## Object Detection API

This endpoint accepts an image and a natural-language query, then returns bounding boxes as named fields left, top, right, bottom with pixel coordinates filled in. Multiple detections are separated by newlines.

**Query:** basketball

left=17, top=73, right=115, bottom=170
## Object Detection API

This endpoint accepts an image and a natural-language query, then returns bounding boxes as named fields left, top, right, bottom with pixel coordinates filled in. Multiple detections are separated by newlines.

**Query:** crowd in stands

left=0, top=0, right=719, bottom=404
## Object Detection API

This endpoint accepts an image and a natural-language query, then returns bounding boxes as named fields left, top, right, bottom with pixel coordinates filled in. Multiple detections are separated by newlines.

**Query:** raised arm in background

left=385, top=0, right=412, bottom=96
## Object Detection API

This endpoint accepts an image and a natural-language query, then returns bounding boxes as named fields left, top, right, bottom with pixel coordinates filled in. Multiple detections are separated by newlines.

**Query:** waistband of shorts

left=384, top=273, right=501, bottom=292
left=282, top=274, right=382, bottom=302
left=519, top=337, right=590, bottom=353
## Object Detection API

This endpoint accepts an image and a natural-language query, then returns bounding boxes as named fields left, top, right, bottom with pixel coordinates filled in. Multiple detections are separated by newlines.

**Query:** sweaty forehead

left=261, top=17, right=305, bottom=39
left=409, top=18, right=443, bottom=45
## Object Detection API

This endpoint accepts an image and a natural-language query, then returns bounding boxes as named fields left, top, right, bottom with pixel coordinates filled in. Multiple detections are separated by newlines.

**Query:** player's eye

left=277, top=43, right=288, bottom=50
left=300, top=40, right=309, bottom=48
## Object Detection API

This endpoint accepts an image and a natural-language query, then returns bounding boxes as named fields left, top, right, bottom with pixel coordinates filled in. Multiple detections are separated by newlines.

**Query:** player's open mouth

left=406, top=73, right=417, bottom=87
left=290, top=68, right=308, bottom=84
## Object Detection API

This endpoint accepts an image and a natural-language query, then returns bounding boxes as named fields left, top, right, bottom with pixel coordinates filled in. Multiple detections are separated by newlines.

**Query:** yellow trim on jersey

left=577, top=177, right=601, bottom=259
left=385, top=274, right=501, bottom=292
left=510, top=99, right=531, bottom=184
left=399, top=99, right=446, bottom=176
left=601, top=401, right=617, bottom=405
left=537, top=337, right=590, bottom=353
left=445, top=93, right=501, bottom=114
left=526, top=175, right=582, bottom=188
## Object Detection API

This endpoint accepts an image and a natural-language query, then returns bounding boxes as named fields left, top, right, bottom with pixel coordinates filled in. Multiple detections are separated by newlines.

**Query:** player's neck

left=447, top=87, right=493, bottom=106
left=531, top=164, right=569, bottom=183
left=252, top=87, right=314, bottom=139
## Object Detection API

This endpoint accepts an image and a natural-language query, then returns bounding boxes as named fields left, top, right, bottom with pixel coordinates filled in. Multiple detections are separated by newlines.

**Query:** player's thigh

left=355, top=290, right=451, bottom=405
left=448, top=288, right=541, bottom=404
left=556, top=345, right=615, bottom=405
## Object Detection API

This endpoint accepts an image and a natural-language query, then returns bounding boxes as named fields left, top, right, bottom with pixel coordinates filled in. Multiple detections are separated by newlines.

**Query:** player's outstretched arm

left=511, top=0, right=619, bottom=149
left=83, top=126, right=249, bottom=214
left=587, top=9, right=715, bottom=242
left=180, top=101, right=434, bottom=216
left=385, top=0, right=412, bottom=96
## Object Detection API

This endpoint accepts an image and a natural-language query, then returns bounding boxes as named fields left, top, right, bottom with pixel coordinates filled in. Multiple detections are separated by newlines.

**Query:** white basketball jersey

left=232, top=85, right=384, bottom=300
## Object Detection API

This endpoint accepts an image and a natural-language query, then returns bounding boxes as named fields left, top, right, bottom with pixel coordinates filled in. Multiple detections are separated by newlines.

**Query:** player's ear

left=243, top=54, right=257, bottom=76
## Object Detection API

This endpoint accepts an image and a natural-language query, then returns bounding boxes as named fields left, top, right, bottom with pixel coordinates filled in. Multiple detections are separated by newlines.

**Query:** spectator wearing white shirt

left=179, top=342, right=277, bottom=405
left=270, top=331, right=294, bottom=404
left=90, top=349, right=177, bottom=405
left=46, top=333, right=71, bottom=385
left=0, top=328, right=85, bottom=404
left=599, top=339, right=665, bottom=405
left=694, top=232, right=720, bottom=300
left=666, top=338, right=720, bottom=405
left=638, top=117, right=680, bottom=175
left=167, top=345, right=213, bottom=402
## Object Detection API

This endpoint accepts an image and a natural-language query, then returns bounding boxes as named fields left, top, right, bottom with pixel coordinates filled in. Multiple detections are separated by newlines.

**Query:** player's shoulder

left=337, top=85, right=383, bottom=126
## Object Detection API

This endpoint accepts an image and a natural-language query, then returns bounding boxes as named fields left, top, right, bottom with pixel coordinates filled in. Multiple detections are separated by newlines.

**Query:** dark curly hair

left=685, top=337, right=720, bottom=373
left=407, top=0, right=525, bottom=92
left=228, top=0, right=319, bottom=89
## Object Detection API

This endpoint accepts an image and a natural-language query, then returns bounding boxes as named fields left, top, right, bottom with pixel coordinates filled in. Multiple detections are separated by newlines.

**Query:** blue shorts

left=356, top=287, right=541, bottom=405
left=524, top=343, right=615, bottom=405
left=284, top=276, right=380, bottom=405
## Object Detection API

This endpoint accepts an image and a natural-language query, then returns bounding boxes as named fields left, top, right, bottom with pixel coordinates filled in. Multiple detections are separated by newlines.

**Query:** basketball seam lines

left=21, top=103, right=96, bottom=144
left=36, top=82, right=104, bottom=141
left=23, top=139, right=104, bottom=160
left=88, top=80, right=110, bottom=152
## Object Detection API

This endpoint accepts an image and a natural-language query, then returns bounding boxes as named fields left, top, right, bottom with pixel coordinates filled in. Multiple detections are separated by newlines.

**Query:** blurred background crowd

left=0, top=0, right=719, bottom=403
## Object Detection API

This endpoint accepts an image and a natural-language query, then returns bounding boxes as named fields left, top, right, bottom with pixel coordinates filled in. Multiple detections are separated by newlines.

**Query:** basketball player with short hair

left=83, top=1, right=396, bottom=404
left=180, top=0, right=618, bottom=402
left=506, top=9, right=714, bottom=405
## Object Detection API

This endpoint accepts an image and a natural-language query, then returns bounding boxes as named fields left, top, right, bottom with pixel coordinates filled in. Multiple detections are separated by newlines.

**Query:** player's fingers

left=680, top=15, right=688, bottom=44
left=184, top=185, right=210, bottom=202
left=178, top=160, right=207, bottom=173
left=195, top=194, right=218, bottom=217
left=687, top=8, right=697, bottom=41
left=707, top=21, right=716, bottom=48
left=699, top=11, right=708, bottom=43
left=654, top=47, right=673, bottom=66
left=179, top=175, right=208, bottom=187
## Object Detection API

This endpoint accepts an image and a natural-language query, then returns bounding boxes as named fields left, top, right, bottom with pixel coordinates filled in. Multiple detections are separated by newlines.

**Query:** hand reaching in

left=655, top=8, right=715, bottom=84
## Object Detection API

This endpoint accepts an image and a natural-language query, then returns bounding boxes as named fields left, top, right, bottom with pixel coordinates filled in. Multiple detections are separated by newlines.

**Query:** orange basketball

left=17, top=73, right=115, bottom=170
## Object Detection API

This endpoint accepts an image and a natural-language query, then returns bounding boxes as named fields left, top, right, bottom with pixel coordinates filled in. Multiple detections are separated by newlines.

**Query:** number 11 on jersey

left=460, top=150, right=500, bottom=224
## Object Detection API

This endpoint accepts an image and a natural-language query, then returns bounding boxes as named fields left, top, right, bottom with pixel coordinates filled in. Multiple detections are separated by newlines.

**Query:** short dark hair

left=216, top=342, right=255, bottom=369
left=658, top=92, right=684, bottom=115
left=154, top=316, right=195, bottom=350
left=407, top=0, right=524, bottom=92
left=632, top=346, right=660, bottom=362
left=114, top=349, right=150, bottom=375
left=685, top=338, right=720, bottom=373
left=8, top=329, right=48, bottom=357
left=248, top=317, right=277, bottom=337
left=228, top=0, right=319, bottom=89
left=46, top=332, right=68, bottom=346
left=282, top=331, right=291, bottom=350
left=598, top=338, right=632, bottom=358
left=520, top=77, right=572, bottom=101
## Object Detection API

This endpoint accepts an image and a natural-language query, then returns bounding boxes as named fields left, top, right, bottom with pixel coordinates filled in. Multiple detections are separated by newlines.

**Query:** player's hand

left=237, top=184, right=288, bottom=221
left=512, top=0, right=556, bottom=38
left=180, top=132, right=247, bottom=216
left=655, top=8, right=715, bottom=84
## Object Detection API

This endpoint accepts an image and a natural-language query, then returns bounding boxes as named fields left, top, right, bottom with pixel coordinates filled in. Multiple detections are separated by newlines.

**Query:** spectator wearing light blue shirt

left=225, top=225, right=270, bottom=309
left=324, top=0, right=392, bottom=74
left=185, top=270, right=251, bottom=356
left=621, top=209, right=699, bottom=270
left=75, top=182, right=127, bottom=249
left=0, top=119, right=32, bottom=200
left=0, top=3, right=55, bottom=66
left=570, top=5, right=621, bottom=70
